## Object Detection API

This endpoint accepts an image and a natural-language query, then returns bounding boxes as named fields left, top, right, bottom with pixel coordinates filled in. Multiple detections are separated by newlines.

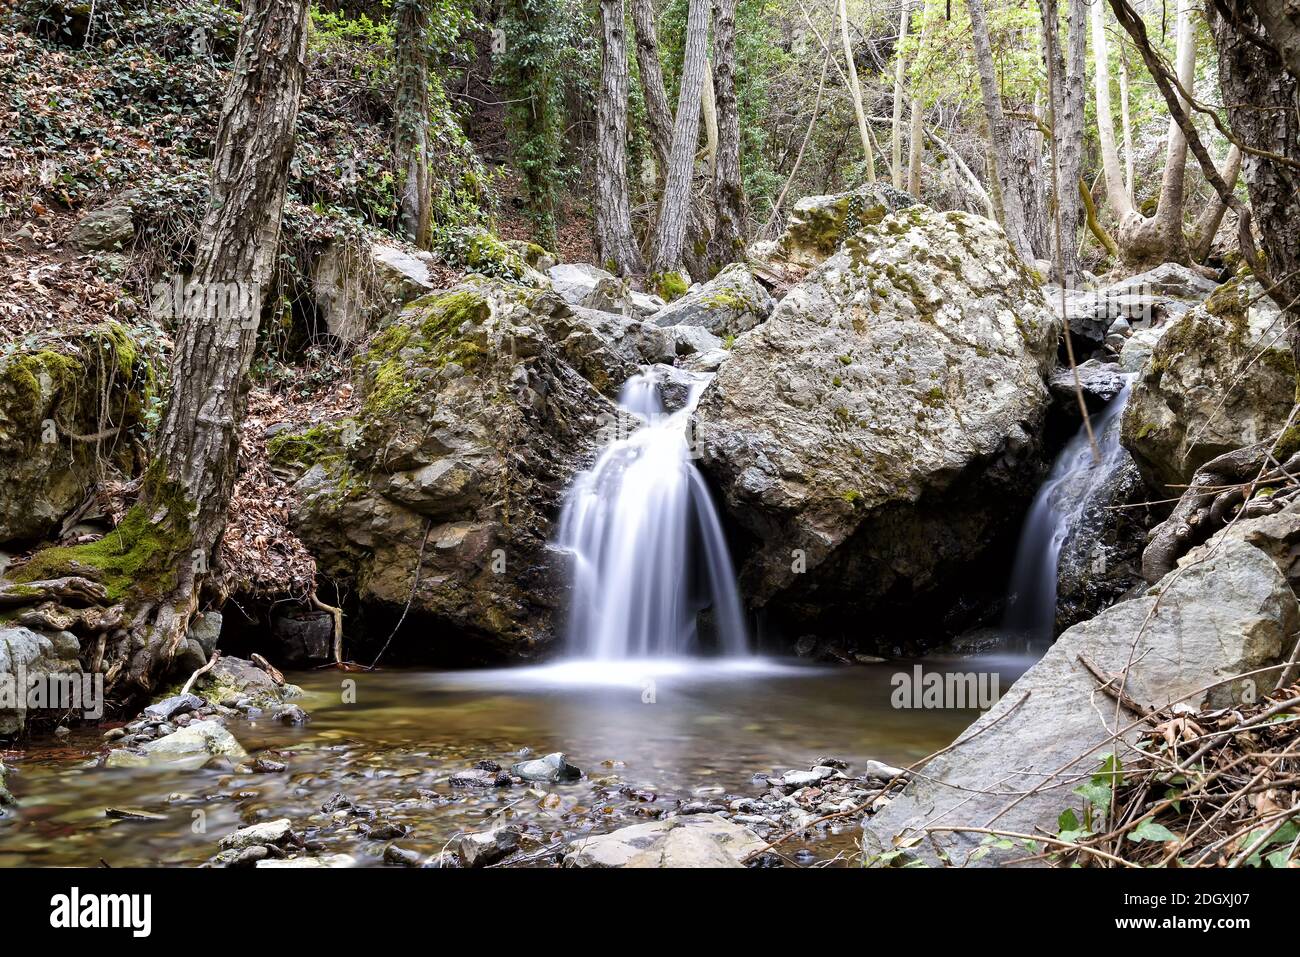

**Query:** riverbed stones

left=863, top=537, right=1300, bottom=867
left=456, top=825, right=522, bottom=867
left=219, top=818, right=297, bottom=851
left=696, top=206, right=1059, bottom=643
left=139, top=720, right=248, bottom=768
left=564, top=814, right=767, bottom=867
left=1122, top=281, right=1295, bottom=492
left=142, top=693, right=205, bottom=721
left=511, top=751, right=582, bottom=783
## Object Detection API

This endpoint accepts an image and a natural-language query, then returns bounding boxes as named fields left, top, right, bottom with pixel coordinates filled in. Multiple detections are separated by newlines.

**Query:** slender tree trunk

left=133, top=0, right=309, bottom=686
left=701, top=60, right=719, bottom=178
left=631, top=0, right=674, bottom=175
left=891, top=0, right=911, bottom=188
left=1189, top=144, right=1241, bottom=262
left=838, top=0, right=876, bottom=180
left=1118, top=35, right=1135, bottom=202
left=595, top=0, right=643, bottom=274
left=712, top=0, right=745, bottom=264
left=906, top=0, right=930, bottom=196
left=1091, top=0, right=1134, bottom=219
left=650, top=0, right=711, bottom=276
left=1040, top=0, right=1085, bottom=284
left=393, top=0, right=431, bottom=248
left=967, top=0, right=1034, bottom=261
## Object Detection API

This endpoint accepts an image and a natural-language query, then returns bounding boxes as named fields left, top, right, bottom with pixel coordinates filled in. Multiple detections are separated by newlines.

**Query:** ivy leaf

left=1127, top=819, right=1178, bottom=843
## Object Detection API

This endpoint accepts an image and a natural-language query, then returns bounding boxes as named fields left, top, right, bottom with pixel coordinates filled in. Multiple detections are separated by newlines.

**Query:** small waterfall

left=556, top=371, right=749, bottom=659
left=1003, top=378, right=1134, bottom=642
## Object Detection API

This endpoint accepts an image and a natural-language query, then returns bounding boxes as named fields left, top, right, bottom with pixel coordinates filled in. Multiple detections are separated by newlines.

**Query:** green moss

left=841, top=489, right=863, bottom=506
left=12, top=477, right=192, bottom=603
left=921, top=386, right=945, bottom=408
left=1274, top=423, right=1300, bottom=460
left=838, top=354, right=853, bottom=366
left=464, top=229, right=528, bottom=281
left=650, top=270, right=690, bottom=302
left=1, top=349, right=84, bottom=412
left=267, top=422, right=346, bottom=472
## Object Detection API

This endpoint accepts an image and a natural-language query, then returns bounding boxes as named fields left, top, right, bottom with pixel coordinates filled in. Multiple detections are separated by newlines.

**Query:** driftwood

left=0, top=576, right=107, bottom=607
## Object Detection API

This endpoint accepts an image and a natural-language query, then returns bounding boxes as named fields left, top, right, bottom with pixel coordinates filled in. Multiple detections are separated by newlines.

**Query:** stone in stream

left=219, top=818, right=297, bottom=851
left=138, top=720, right=248, bottom=769
left=0, top=761, right=14, bottom=809
left=778, top=766, right=839, bottom=788
left=625, top=826, right=744, bottom=868
left=564, top=814, right=766, bottom=868
left=697, top=206, right=1059, bottom=646
left=142, top=693, right=205, bottom=721
left=510, top=752, right=582, bottom=783
left=257, top=853, right=357, bottom=869
left=456, top=825, right=522, bottom=868
left=862, top=537, right=1300, bottom=867
left=449, top=768, right=512, bottom=788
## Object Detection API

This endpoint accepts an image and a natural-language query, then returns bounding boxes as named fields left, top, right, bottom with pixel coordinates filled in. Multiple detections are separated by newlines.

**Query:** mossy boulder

left=749, top=182, right=916, bottom=275
left=651, top=263, right=774, bottom=337
left=1120, top=280, right=1296, bottom=493
left=291, top=277, right=612, bottom=658
left=0, top=322, right=157, bottom=545
left=696, top=206, right=1059, bottom=646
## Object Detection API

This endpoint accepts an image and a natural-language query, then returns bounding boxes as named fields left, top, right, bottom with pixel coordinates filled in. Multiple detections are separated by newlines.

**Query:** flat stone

left=139, top=720, right=248, bottom=769
left=456, top=825, right=521, bottom=868
left=219, top=818, right=295, bottom=851
left=564, top=814, right=766, bottom=868
left=511, top=752, right=582, bottom=783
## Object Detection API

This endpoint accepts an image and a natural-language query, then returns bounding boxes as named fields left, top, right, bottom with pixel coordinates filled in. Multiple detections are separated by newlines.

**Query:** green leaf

left=1127, top=819, right=1178, bottom=843
left=1058, top=808, right=1081, bottom=834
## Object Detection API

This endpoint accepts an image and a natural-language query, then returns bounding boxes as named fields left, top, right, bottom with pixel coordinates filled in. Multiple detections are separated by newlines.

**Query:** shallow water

left=0, top=655, right=1034, bottom=867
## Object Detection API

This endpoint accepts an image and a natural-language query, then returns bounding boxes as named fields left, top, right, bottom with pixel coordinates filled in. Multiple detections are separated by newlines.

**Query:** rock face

left=0, top=323, right=155, bottom=545
left=564, top=814, right=765, bottom=867
left=863, top=538, right=1300, bottom=867
left=313, top=241, right=437, bottom=343
left=546, top=263, right=663, bottom=317
left=750, top=182, right=917, bottom=274
left=292, top=277, right=612, bottom=658
left=651, top=263, right=773, bottom=337
left=696, top=207, right=1059, bottom=642
left=1055, top=262, right=1217, bottom=345
left=0, top=626, right=84, bottom=736
left=1122, top=281, right=1296, bottom=492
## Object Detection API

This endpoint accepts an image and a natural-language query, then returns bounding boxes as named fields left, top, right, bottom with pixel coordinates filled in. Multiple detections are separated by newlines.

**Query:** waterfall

left=555, top=371, right=749, bottom=659
left=1003, top=378, right=1134, bottom=642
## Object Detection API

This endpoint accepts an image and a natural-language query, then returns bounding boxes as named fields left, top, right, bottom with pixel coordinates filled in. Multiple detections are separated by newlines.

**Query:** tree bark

left=1119, top=47, right=1135, bottom=200
left=631, top=0, right=675, bottom=175
left=967, top=0, right=1035, bottom=261
left=133, top=0, right=309, bottom=686
left=650, top=0, right=711, bottom=276
left=1189, top=144, right=1241, bottom=262
left=891, top=0, right=911, bottom=188
left=393, top=0, right=431, bottom=248
left=838, top=0, right=877, bottom=180
left=595, top=0, right=643, bottom=274
left=1040, top=0, right=1085, bottom=284
left=712, top=0, right=745, bottom=265
left=906, top=0, right=930, bottom=196
left=1091, top=0, right=1135, bottom=219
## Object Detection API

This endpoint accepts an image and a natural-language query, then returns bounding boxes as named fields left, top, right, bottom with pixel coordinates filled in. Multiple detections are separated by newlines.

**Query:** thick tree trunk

left=712, top=0, right=745, bottom=265
left=631, top=0, right=675, bottom=173
left=838, top=0, right=877, bottom=180
left=1092, top=0, right=1135, bottom=219
left=393, top=0, right=431, bottom=248
left=132, top=0, right=309, bottom=686
left=1210, top=0, right=1300, bottom=353
left=650, top=0, right=711, bottom=277
left=1119, top=49, right=1135, bottom=200
left=1115, top=0, right=1195, bottom=268
left=1189, top=144, right=1242, bottom=262
left=967, top=0, right=1035, bottom=261
left=595, top=0, right=643, bottom=274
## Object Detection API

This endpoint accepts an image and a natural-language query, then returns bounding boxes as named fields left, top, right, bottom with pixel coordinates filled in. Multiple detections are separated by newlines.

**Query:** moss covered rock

left=651, top=263, right=774, bottom=337
left=291, top=277, right=612, bottom=658
left=1120, top=280, right=1296, bottom=492
left=0, top=322, right=157, bottom=545
left=750, top=182, right=916, bottom=275
left=696, top=206, right=1059, bottom=645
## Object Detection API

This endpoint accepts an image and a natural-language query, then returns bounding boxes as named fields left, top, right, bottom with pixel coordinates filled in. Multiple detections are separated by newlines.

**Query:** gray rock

left=449, top=768, right=511, bottom=788
left=219, top=818, right=295, bottom=851
left=1122, top=281, right=1294, bottom=491
left=547, top=263, right=663, bottom=317
left=0, top=626, right=85, bottom=735
left=456, top=825, right=521, bottom=867
left=68, top=194, right=136, bottom=250
left=1048, top=360, right=1128, bottom=407
left=139, top=720, right=248, bottom=768
left=651, top=263, right=773, bottom=336
left=103, top=749, right=149, bottom=769
left=752, top=182, right=917, bottom=272
left=564, top=814, right=766, bottom=867
left=863, top=538, right=1299, bottom=866
left=679, top=348, right=732, bottom=373
left=625, top=826, right=744, bottom=868
left=667, top=325, right=724, bottom=357
left=256, top=853, right=356, bottom=868
left=313, top=241, right=436, bottom=343
left=780, top=766, right=837, bottom=788
left=697, top=207, right=1058, bottom=639
left=511, top=751, right=581, bottom=783
left=0, top=761, right=14, bottom=808
left=142, top=693, right=205, bottom=721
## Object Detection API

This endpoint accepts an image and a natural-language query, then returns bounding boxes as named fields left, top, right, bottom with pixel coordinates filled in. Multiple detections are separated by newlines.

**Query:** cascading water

left=1003, top=378, right=1134, bottom=642
left=555, top=371, right=749, bottom=659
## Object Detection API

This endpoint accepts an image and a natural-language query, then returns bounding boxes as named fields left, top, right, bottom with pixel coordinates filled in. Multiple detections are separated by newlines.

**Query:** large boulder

left=312, top=241, right=437, bottom=343
left=1121, top=280, right=1296, bottom=493
left=291, top=277, right=611, bottom=658
left=546, top=263, right=663, bottom=317
left=0, top=323, right=155, bottom=545
left=1055, top=262, right=1217, bottom=345
left=0, top=626, right=84, bottom=736
left=651, top=263, right=773, bottom=337
left=864, top=537, right=1300, bottom=867
left=696, top=207, right=1059, bottom=642
left=534, top=304, right=674, bottom=396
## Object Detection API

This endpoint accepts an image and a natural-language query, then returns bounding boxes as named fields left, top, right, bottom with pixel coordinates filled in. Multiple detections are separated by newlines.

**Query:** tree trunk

left=1115, top=0, right=1195, bottom=268
left=650, top=0, right=711, bottom=277
left=891, top=0, right=911, bottom=188
left=1209, top=0, right=1300, bottom=354
left=1040, top=0, right=1085, bottom=284
left=906, top=0, right=930, bottom=196
left=967, top=0, right=1034, bottom=261
left=595, top=0, right=643, bottom=274
left=133, top=0, right=309, bottom=686
left=1189, top=144, right=1241, bottom=262
left=1091, top=0, right=1134, bottom=219
left=701, top=60, right=719, bottom=179
left=631, top=0, right=675, bottom=175
left=712, top=0, right=745, bottom=265
left=838, top=0, right=877, bottom=180
left=1119, top=47, right=1134, bottom=200
left=393, top=0, right=431, bottom=248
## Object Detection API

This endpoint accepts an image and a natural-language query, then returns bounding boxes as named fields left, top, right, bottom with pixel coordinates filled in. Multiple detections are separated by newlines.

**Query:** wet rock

left=456, top=825, right=521, bottom=867
left=250, top=758, right=287, bottom=774
left=139, top=720, right=248, bottom=769
left=626, top=826, right=744, bottom=868
left=219, top=818, right=297, bottom=852
left=0, top=761, right=14, bottom=809
left=256, top=853, right=357, bottom=869
left=511, top=752, right=582, bottom=783
left=564, top=814, right=766, bottom=868
left=651, top=263, right=773, bottom=337
left=104, top=807, right=166, bottom=821
left=697, top=207, right=1057, bottom=645
left=142, top=693, right=205, bottom=722
left=196, top=656, right=302, bottom=713
left=863, top=538, right=1300, bottom=867
left=449, top=768, right=511, bottom=788
left=383, top=844, right=424, bottom=867
left=102, top=749, right=149, bottom=769
left=0, top=626, right=85, bottom=735
left=276, top=704, right=310, bottom=726
left=1048, top=360, right=1128, bottom=409
left=779, top=766, right=838, bottom=788
left=1122, top=281, right=1294, bottom=492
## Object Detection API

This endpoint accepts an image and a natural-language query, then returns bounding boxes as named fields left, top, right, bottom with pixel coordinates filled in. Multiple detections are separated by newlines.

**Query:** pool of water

left=0, top=654, right=1035, bottom=867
